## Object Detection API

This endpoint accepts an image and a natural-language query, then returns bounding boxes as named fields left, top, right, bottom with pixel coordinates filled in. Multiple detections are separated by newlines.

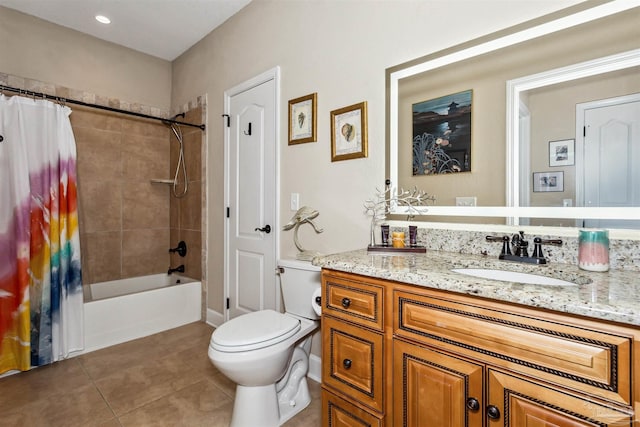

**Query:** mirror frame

left=386, top=0, right=640, bottom=222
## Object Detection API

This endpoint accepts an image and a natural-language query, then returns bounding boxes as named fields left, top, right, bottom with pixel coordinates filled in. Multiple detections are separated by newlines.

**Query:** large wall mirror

left=386, top=1, right=640, bottom=230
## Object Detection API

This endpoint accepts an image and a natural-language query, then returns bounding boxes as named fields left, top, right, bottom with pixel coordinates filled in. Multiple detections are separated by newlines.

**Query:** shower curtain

left=0, top=94, right=83, bottom=374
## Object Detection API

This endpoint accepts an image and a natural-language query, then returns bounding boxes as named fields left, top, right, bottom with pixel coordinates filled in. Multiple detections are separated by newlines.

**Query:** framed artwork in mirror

left=412, top=89, right=472, bottom=175
left=330, top=101, right=368, bottom=162
left=533, top=171, right=564, bottom=192
left=288, top=93, right=317, bottom=145
left=549, top=139, right=574, bottom=167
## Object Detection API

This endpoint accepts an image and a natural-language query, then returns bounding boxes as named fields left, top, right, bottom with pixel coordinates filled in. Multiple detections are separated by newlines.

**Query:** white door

left=578, top=93, right=640, bottom=229
left=224, top=68, right=279, bottom=320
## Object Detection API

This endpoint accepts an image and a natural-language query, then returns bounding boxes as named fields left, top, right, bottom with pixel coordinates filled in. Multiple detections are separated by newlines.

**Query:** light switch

left=456, top=196, right=477, bottom=206
left=290, top=193, right=300, bottom=211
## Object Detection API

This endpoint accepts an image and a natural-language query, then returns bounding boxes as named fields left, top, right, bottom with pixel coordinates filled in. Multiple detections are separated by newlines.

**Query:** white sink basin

left=451, top=268, right=577, bottom=286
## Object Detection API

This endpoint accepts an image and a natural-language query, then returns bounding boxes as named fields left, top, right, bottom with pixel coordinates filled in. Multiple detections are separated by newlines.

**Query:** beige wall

left=3, top=0, right=607, bottom=319
left=171, top=0, right=584, bottom=315
left=0, top=6, right=172, bottom=109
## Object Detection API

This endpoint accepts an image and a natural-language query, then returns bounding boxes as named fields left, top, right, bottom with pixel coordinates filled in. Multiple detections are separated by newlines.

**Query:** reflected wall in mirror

left=387, top=2, right=640, bottom=228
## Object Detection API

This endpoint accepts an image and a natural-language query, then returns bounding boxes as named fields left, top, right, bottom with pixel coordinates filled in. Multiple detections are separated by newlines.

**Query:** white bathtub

left=83, top=274, right=201, bottom=353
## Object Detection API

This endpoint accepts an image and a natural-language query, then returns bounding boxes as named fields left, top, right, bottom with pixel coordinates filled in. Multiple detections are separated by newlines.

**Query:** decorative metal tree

left=364, top=187, right=435, bottom=246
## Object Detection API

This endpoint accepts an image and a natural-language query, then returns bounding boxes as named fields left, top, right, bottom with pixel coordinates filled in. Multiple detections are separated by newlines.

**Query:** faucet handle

left=486, top=235, right=512, bottom=256
left=532, top=237, right=563, bottom=259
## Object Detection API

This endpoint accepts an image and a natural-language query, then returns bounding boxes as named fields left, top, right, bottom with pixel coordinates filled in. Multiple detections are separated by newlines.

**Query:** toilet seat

left=210, top=310, right=301, bottom=352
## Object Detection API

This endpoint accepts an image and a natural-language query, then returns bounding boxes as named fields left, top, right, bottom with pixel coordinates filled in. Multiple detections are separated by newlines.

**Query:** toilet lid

left=210, top=310, right=301, bottom=352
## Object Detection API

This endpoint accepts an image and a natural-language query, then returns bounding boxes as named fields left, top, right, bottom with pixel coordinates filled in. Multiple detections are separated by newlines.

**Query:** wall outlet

left=456, top=196, right=477, bottom=207
left=290, top=193, right=300, bottom=211
left=563, top=198, right=573, bottom=207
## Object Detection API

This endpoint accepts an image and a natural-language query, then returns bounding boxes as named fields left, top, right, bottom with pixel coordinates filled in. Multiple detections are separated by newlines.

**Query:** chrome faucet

left=486, top=231, right=562, bottom=265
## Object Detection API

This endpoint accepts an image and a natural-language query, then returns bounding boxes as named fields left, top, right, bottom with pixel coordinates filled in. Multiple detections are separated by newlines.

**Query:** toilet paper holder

left=312, top=288, right=322, bottom=316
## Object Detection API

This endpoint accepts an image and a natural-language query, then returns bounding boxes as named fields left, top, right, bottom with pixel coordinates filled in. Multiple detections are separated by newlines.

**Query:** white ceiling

left=0, top=0, right=252, bottom=61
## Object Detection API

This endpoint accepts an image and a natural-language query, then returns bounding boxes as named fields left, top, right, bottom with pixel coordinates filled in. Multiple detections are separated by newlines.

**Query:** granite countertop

left=313, top=249, right=640, bottom=327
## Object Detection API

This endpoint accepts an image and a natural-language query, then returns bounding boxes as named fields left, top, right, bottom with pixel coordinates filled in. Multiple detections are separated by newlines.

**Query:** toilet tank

left=278, top=259, right=321, bottom=320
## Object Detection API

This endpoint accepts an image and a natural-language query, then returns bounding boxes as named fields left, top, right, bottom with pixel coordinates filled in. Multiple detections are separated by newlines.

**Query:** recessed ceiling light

left=95, top=15, right=111, bottom=24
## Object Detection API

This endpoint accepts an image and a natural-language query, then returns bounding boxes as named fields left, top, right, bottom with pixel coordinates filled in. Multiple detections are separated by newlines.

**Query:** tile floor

left=0, top=322, right=321, bottom=427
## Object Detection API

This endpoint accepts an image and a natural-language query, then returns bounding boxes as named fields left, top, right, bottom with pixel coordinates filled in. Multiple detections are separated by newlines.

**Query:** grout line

left=77, top=357, right=120, bottom=423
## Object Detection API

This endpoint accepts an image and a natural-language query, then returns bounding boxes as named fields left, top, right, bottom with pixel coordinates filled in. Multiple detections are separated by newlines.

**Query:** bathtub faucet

left=168, top=265, right=185, bottom=275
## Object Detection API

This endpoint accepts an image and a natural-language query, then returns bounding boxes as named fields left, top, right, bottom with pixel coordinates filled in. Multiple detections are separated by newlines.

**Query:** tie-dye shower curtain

left=0, top=94, right=83, bottom=374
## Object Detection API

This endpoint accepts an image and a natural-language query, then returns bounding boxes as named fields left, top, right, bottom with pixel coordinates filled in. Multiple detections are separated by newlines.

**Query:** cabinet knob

left=341, top=297, right=351, bottom=308
left=466, top=397, right=480, bottom=411
left=487, top=405, right=501, bottom=420
left=342, top=359, right=352, bottom=369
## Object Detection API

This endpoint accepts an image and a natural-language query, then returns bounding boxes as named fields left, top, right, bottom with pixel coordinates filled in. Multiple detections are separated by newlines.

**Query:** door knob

left=254, top=225, right=271, bottom=233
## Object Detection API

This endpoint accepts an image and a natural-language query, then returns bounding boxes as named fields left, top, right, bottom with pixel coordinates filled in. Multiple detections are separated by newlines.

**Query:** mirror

left=386, top=1, right=640, bottom=227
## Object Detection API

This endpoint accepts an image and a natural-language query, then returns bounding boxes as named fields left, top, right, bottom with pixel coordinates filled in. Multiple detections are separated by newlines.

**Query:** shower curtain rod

left=0, top=84, right=205, bottom=131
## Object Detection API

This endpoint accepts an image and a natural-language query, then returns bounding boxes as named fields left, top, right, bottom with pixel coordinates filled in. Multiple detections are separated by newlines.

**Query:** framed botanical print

left=288, top=93, right=317, bottom=145
left=330, top=101, right=368, bottom=162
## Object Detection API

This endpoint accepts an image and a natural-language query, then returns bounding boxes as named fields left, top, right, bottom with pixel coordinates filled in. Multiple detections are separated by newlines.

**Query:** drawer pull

left=466, top=397, right=480, bottom=411
left=487, top=405, right=501, bottom=420
left=341, top=297, right=351, bottom=308
left=342, top=358, right=352, bottom=369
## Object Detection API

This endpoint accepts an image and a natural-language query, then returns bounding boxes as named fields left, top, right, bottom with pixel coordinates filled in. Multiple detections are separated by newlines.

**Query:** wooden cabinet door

left=487, top=369, right=634, bottom=427
left=322, top=389, right=383, bottom=427
left=323, top=315, right=385, bottom=413
left=393, top=339, right=484, bottom=427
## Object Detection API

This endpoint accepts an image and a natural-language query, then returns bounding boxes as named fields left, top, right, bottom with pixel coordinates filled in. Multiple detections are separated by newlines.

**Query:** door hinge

left=222, top=114, right=230, bottom=127
left=226, top=207, right=230, bottom=218
left=583, top=126, right=586, bottom=137
left=226, top=298, right=230, bottom=310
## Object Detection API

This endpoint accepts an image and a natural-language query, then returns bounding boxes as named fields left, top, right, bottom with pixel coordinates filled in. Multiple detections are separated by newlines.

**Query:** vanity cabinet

left=321, top=269, right=638, bottom=427
left=321, top=272, right=387, bottom=425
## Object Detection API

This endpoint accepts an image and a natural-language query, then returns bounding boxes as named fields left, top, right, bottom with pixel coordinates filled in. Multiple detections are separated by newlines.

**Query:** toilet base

left=229, top=382, right=312, bottom=427
left=278, top=376, right=311, bottom=425
left=231, top=384, right=280, bottom=427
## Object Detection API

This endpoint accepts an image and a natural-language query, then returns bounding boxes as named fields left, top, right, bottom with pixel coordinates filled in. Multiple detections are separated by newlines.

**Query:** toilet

left=208, top=259, right=321, bottom=427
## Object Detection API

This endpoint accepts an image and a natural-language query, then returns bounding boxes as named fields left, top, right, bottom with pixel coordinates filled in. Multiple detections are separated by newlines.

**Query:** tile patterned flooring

left=0, top=322, right=321, bottom=427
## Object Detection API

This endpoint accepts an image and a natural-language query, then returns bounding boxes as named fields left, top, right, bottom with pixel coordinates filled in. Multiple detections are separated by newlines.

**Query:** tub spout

left=168, top=265, right=185, bottom=275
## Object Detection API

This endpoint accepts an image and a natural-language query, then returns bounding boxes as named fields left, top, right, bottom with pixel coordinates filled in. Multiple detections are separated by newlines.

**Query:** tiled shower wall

left=73, top=109, right=173, bottom=284
left=73, top=106, right=205, bottom=284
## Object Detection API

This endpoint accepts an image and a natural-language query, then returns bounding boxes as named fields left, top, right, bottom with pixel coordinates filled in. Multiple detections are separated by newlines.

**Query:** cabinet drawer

left=322, top=272, right=384, bottom=331
left=322, top=315, right=384, bottom=413
left=322, top=388, right=384, bottom=427
left=394, top=290, right=632, bottom=406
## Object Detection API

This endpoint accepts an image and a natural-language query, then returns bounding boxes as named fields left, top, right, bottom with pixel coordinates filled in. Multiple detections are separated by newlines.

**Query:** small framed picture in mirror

left=549, top=139, right=574, bottom=167
left=533, top=171, right=564, bottom=192
left=330, top=101, right=368, bottom=162
left=288, top=93, right=317, bottom=145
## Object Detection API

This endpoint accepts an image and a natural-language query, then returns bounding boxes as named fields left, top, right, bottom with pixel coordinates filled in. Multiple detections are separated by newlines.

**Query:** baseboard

left=206, top=307, right=224, bottom=328
left=308, top=353, right=322, bottom=384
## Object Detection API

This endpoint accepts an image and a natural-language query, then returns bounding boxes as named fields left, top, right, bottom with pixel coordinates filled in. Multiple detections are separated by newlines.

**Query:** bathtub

left=83, top=274, right=201, bottom=353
